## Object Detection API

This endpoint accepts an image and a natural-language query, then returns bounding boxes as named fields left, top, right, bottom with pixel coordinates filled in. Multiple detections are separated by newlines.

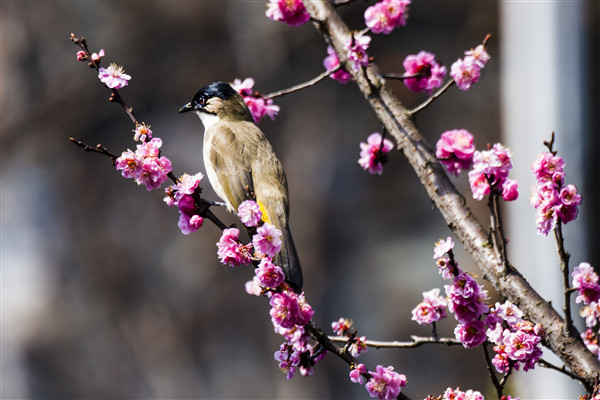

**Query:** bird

left=179, top=81, right=303, bottom=292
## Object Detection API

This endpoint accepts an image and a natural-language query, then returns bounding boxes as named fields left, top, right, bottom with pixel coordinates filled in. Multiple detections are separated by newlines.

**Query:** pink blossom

left=217, top=228, right=253, bottom=266
left=468, top=143, right=516, bottom=201
left=433, top=237, right=454, bottom=259
left=580, top=302, right=600, bottom=328
left=350, top=363, right=367, bottom=384
left=494, top=301, right=523, bottom=328
left=115, top=149, right=142, bottom=179
left=573, top=263, right=600, bottom=305
left=91, top=49, right=105, bottom=62
left=349, top=336, right=368, bottom=357
left=581, top=328, right=599, bottom=357
left=455, top=319, right=487, bottom=348
left=252, top=223, right=283, bottom=258
left=270, top=290, right=301, bottom=329
left=464, top=45, right=490, bottom=69
left=436, top=257, right=456, bottom=280
left=445, top=273, right=489, bottom=323
left=501, top=179, right=519, bottom=201
left=332, top=317, right=353, bottom=336
left=450, top=57, right=480, bottom=91
left=412, top=288, right=447, bottom=325
left=274, top=343, right=296, bottom=379
left=265, top=0, right=310, bottom=27
left=177, top=212, right=203, bottom=235
left=532, top=152, right=565, bottom=184
left=364, top=0, right=410, bottom=35
left=245, top=277, right=263, bottom=296
left=358, top=132, right=394, bottom=175
left=76, top=51, right=86, bottom=61
left=133, top=122, right=152, bottom=142
left=344, top=34, right=371, bottom=71
left=435, top=129, right=474, bottom=175
left=256, top=257, right=285, bottom=289
left=468, top=171, right=491, bottom=201
left=231, top=78, right=279, bottom=124
left=503, top=330, right=537, bottom=361
left=403, top=51, right=447, bottom=95
left=98, top=63, right=131, bottom=89
left=323, top=46, right=353, bottom=84
left=492, top=346, right=510, bottom=373
left=365, top=365, right=407, bottom=400
left=237, top=199, right=263, bottom=227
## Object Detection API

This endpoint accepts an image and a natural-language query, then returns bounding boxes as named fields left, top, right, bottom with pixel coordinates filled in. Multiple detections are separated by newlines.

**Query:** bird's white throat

left=194, top=111, right=220, bottom=131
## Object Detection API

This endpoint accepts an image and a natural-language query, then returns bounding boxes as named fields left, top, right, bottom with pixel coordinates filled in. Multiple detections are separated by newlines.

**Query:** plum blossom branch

left=328, top=335, right=461, bottom=349
left=69, top=138, right=118, bottom=162
left=482, top=343, right=504, bottom=400
left=263, top=66, right=340, bottom=99
left=302, top=1, right=599, bottom=390
left=407, top=79, right=455, bottom=115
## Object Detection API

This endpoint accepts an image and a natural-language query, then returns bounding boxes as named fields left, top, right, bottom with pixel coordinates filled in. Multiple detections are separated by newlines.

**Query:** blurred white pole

left=500, top=1, right=586, bottom=398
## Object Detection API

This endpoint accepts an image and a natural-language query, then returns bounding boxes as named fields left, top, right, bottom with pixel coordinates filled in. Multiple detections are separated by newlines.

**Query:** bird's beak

left=179, top=102, right=193, bottom=113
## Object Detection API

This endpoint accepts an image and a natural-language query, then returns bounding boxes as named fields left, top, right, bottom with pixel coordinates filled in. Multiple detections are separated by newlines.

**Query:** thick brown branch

left=303, top=1, right=600, bottom=390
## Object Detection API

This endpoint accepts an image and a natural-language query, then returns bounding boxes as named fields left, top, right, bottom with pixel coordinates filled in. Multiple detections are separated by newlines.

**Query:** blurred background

left=1, top=1, right=598, bottom=399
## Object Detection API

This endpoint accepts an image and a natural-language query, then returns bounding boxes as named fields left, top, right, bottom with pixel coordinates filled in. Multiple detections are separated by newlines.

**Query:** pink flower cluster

left=445, top=273, right=489, bottom=347
left=530, top=152, right=582, bottom=236
left=265, top=0, right=310, bottom=27
left=441, top=387, right=484, bottom=400
left=115, top=137, right=172, bottom=191
left=486, top=302, right=544, bottom=373
left=76, top=48, right=104, bottom=62
left=468, top=143, right=518, bottom=201
left=271, top=290, right=318, bottom=378
left=358, top=132, right=394, bottom=175
left=411, top=288, right=448, bottom=325
left=237, top=199, right=263, bottom=227
left=133, top=122, right=152, bottom=142
left=98, top=63, right=131, bottom=89
left=231, top=78, right=279, bottom=124
left=436, top=129, right=475, bottom=176
left=403, top=51, right=446, bottom=95
left=344, top=34, right=372, bottom=71
left=323, top=46, right=353, bottom=84
left=332, top=317, right=354, bottom=336
left=450, top=44, right=490, bottom=91
left=364, top=0, right=411, bottom=35
left=164, top=172, right=205, bottom=234
left=572, top=263, right=600, bottom=306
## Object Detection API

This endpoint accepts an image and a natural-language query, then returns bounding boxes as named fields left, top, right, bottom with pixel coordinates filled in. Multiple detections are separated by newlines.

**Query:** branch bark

left=303, top=0, right=599, bottom=390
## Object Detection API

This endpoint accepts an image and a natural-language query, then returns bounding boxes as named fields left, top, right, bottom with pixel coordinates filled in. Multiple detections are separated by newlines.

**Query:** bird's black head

left=179, top=81, right=238, bottom=113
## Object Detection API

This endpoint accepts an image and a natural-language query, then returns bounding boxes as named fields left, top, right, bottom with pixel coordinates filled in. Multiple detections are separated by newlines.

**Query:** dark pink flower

left=455, top=319, right=487, bottom=348
left=115, top=149, right=142, bottom=179
left=358, top=132, right=394, bottom=175
left=573, top=263, right=600, bottom=305
left=270, top=290, right=301, bottom=329
left=256, top=257, right=285, bottom=289
left=365, top=365, right=407, bottom=400
left=76, top=51, right=86, bottom=61
left=435, top=129, right=475, bottom=175
left=532, top=152, right=565, bottom=184
left=502, top=179, right=519, bottom=201
left=403, top=51, right=447, bottom=95
left=323, top=46, right=353, bottom=84
left=231, top=78, right=280, bottom=124
left=350, top=363, right=367, bottom=384
left=445, top=273, right=489, bottom=323
left=98, top=63, right=131, bottom=89
left=266, top=0, right=310, bottom=27
left=331, top=317, right=353, bottom=336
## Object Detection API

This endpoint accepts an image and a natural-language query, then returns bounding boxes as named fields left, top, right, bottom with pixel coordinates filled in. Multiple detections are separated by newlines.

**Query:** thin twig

left=69, top=138, right=118, bottom=162
left=482, top=344, right=503, bottom=400
left=408, top=79, right=455, bottom=115
left=538, top=358, right=587, bottom=384
left=264, top=66, right=340, bottom=99
left=555, top=221, right=573, bottom=333
left=328, top=335, right=461, bottom=349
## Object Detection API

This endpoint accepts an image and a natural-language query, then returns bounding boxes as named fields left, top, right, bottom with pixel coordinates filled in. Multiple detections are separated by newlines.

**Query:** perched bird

left=179, top=81, right=303, bottom=291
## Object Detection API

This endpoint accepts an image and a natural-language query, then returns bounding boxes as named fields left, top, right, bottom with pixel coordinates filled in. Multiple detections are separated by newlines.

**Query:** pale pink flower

left=115, top=149, right=142, bottom=179
left=464, top=44, right=490, bottom=69
left=433, top=237, right=454, bottom=259
left=332, top=317, right=353, bottom=336
left=403, top=51, right=446, bottom=95
left=245, top=277, right=263, bottom=296
left=252, top=223, right=283, bottom=258
left=91, top=48, right=105, bottom=62
left=358, top=132, right=394, bottom=175
left=348, top=336, right=368, bottom=357
left=98, top=63, right=131, bottom=89
left=237, top=199, right=263, bottom=227
left=364, top=0, right=410, bottom=34
left=532, top=152, right=565, bottom=184
left=133, top=122, right=152, bottom=142
left=572, top=262, right=600, bottom=305
left=217, top=228, right=253, bottom=266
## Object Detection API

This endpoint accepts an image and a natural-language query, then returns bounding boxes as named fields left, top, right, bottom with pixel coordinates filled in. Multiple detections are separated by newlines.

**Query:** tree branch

left=302, top=1, right=600, bottom=390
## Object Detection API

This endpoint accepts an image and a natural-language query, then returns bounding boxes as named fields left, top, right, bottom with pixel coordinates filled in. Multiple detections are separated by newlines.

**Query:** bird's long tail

left=273, top=224, right=303, bottom=292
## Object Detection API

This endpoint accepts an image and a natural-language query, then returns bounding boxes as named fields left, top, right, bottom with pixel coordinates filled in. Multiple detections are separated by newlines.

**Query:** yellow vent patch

left=257, top=201, right=270, bottom=224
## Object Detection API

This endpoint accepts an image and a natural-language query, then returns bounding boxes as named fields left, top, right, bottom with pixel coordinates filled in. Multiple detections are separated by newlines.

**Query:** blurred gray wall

left=1, top=1, right=596, bottom=399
